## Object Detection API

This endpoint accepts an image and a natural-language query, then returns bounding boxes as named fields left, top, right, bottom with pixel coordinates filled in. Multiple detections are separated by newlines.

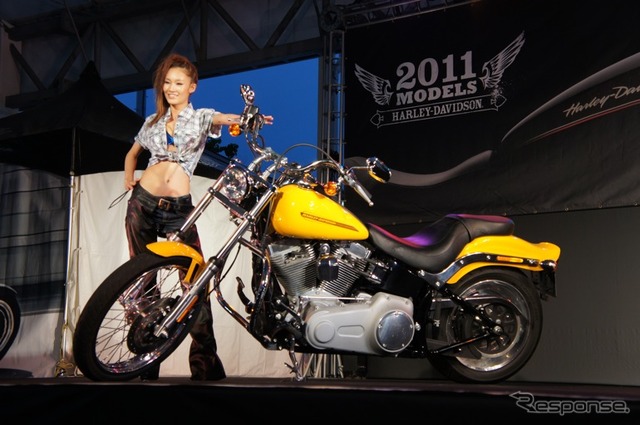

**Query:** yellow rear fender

left=447, top=235, right=561, bottom=283
left=146, top=241, right=205, bottom=284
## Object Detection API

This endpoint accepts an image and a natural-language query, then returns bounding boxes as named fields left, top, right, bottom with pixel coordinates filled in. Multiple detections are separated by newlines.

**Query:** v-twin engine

left=267, top=240, right=415, bottom=355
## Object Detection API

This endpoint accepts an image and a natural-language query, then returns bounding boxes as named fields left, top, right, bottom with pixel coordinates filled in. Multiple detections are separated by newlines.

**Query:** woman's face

left=163, top=67, right=196, bottom=108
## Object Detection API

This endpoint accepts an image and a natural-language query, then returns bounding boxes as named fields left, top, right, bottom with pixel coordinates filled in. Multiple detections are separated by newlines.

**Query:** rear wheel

left=73, top=253, right=203, bottom=381
left=427, top=268, right=543, bottom=383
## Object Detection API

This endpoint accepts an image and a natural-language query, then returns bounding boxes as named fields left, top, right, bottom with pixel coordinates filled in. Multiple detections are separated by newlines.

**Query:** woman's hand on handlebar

left=214, top=113, right=274, bottom=126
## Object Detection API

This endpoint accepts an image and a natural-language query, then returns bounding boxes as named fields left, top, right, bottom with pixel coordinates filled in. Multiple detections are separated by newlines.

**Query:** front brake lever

left=238, top=84, right=258, bottom=130
left=240, top=84, right=255, bottom=105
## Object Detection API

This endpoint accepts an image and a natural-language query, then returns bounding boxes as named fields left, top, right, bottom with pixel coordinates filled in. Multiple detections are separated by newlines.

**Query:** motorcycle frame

left=148, top=163, right=278, bottom=340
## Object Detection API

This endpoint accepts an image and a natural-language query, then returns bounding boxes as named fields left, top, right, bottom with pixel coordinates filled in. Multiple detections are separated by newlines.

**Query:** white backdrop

left=0, top=170, right=291, bottom=378
left=72, top=171, right=291, bottom=378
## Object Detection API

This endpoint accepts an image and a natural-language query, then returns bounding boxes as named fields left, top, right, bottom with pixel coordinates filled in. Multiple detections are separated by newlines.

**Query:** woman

left=123, top=52, right=272, bottom=380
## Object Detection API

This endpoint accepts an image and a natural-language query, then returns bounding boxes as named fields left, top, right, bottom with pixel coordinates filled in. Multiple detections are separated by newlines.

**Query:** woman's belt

left=135, top=185, right=193, bottom=212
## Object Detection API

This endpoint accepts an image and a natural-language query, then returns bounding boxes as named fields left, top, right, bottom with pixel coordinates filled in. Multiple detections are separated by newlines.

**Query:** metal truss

left=1, top=0, right=474, bottom=109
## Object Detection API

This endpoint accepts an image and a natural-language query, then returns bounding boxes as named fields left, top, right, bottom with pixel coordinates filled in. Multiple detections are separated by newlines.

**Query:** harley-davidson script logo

left=300, top=212, right=359, bottom=231
left=354, top=32, right=525, bottom=128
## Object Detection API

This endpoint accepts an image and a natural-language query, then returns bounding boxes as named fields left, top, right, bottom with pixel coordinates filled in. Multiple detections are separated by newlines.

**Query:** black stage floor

left=1, top=373, right=639, bottom=423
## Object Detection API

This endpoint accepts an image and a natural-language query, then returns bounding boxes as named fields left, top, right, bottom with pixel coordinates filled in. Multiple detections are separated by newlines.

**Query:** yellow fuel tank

left=270, top=184, right=369, bottom=240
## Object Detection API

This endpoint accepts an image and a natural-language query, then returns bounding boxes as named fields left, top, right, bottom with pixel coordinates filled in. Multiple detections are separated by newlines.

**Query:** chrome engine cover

left=267, top=239, right=412, bottom=354
left=304, top=292, right=415, bottom=355
left=268, top=240, right=371, bottom=298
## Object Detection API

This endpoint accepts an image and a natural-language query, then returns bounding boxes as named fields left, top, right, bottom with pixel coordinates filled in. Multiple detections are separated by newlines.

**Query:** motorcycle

left=73, top=84, right=560, bottom=383
left=0, top=284, right=20, bottom=360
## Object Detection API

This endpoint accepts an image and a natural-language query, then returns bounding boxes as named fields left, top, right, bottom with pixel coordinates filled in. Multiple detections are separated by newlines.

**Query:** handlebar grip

left=345, top=172, right=374, bottom=206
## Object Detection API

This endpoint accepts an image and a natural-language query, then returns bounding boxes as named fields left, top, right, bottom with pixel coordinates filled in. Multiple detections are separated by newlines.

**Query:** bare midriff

left=139, top=161, right=190, bottom=197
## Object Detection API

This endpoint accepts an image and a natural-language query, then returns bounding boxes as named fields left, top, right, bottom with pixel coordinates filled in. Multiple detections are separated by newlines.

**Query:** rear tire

left=73, top=253, right=203, bottom=381
left=427, top=268, right=543, bottom=383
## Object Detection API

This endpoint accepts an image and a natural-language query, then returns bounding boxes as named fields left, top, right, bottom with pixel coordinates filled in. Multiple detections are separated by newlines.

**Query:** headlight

left=219, top=166, right=249, bottom=203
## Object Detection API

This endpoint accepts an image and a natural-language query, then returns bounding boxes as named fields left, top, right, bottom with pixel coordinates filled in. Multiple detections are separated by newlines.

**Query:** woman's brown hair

left=148, top=53, right=199, bottom=127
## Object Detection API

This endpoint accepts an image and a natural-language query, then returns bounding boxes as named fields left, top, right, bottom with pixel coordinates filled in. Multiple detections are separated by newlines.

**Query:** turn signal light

left=324, top=181, right=338, bottom=196
left=229, top=123, right=241, bottom=137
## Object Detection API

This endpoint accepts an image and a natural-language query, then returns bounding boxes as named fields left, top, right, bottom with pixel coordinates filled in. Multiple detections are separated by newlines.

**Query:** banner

left=344, top=0, right=640, bottom=228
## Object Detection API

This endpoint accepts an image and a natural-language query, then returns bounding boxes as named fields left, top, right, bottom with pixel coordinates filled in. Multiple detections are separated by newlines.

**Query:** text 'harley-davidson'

left=73, top=84, right=560, bottom=383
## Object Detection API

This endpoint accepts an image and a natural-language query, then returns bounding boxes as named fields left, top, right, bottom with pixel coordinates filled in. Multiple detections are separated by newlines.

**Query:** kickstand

left=285, top=341, right=306, bottom=381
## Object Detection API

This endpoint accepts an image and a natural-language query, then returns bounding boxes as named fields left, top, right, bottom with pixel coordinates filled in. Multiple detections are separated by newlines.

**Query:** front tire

left=427, top=268, right=543, bottom=383
left=73, top=253, right=203, bottom=381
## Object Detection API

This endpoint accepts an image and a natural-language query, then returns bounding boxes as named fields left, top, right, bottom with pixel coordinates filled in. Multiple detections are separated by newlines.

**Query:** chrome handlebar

left=234, top=84, right=386, bottom=206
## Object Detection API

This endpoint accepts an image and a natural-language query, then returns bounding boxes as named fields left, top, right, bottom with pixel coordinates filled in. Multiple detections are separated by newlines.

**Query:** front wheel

left=73, top=253, right=203, bottom=381
left=427, top=268, right=543, bottom=383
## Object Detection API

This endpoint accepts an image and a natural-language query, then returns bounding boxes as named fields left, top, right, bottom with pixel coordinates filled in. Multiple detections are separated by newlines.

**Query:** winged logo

left=480, top=31, right=526, bottom=92
left=354, top=63, right=393, bottom=105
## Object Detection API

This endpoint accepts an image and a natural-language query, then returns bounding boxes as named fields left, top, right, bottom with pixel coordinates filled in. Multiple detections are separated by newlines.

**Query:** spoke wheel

left=73, top=253, right=202, bottom=381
